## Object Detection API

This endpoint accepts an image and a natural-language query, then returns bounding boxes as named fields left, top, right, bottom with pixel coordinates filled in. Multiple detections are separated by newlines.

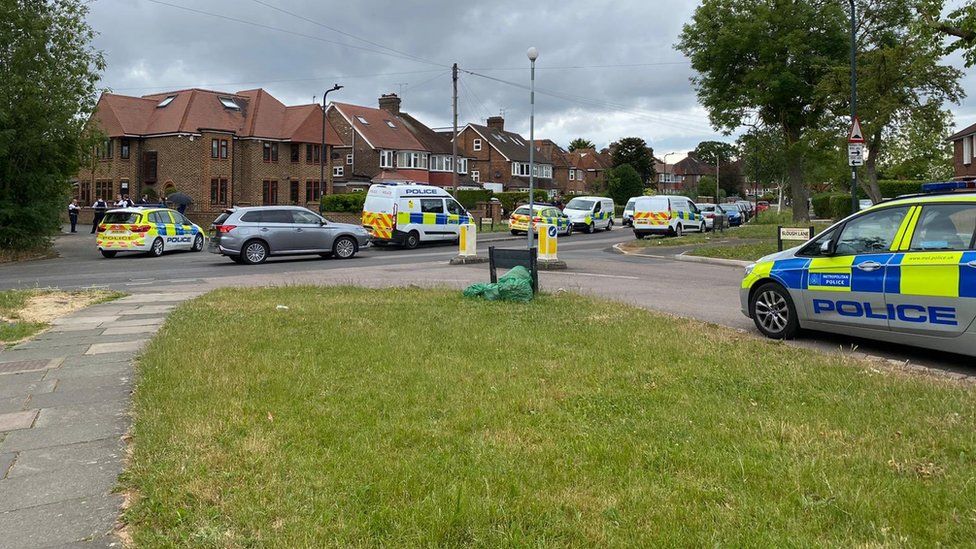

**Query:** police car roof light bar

left=921, top=181, right=976, bottom=193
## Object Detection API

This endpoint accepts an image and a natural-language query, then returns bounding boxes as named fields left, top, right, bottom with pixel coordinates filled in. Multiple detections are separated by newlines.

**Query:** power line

left=466, top=61, right=692, bottom=71
left=401, top=70, right=450, bottom=96
left=459, top=77, right=492, bottom=123
left=108, top=69, right=446, bottom=92
left=141, top=0, right=448, bottom=68
left=247, top=0, right=447, bottom=68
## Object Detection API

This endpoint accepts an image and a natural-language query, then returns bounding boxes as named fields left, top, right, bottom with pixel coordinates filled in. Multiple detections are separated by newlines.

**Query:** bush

left=320, top=193, right=366, bottom=213
left=494, top=191, right=548, bottom=214
left=606, top=164, right=644, bottom=206
left=829, top=194, right=853, bottom=219
left=455, top=189, right=492, bottom=209
left=753, top=209, right=793, bottom=225
left=811, top=192, right=837, bottom=219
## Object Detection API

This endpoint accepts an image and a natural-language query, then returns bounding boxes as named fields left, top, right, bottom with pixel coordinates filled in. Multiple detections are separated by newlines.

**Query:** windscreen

left=102, top=212, right=141, bottom=224
left=565, top=199, right=595, bottom=210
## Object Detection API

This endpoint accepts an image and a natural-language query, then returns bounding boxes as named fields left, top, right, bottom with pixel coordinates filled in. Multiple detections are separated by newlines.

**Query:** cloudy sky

left=88, top=0, right=976, bottom=158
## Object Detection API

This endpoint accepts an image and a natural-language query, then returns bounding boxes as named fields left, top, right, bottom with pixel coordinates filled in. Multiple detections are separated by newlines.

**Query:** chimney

left=486, top=116, right=504, bottom=131
left=378, top=93, right=401, bottom=114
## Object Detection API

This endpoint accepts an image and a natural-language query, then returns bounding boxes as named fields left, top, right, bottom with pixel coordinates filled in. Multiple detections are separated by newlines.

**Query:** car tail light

left=706, top=213, right=715, bottom=219
left=130, top=225, right=151, bottom=233
left=392, top=203, right=398, bottom=228
left=216, top=225, right=236, bottom=234
left=96, top=224, right=107, bottom=233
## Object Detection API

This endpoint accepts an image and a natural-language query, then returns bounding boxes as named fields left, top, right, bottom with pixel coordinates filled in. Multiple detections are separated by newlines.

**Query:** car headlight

left=744, top=263, right=755, bottom=276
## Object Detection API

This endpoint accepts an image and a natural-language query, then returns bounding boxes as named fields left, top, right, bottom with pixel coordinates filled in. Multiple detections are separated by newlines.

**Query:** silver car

left=209, top=206, right=370, bottom=264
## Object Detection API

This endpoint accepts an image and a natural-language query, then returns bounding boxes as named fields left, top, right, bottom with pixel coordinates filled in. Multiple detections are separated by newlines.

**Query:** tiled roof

left=673, top=154, right=714, bottom=176
left=396, top=111, right=453, bottom=154
left=540, top=140, right=570, bottom=168
left=466, top=124, right=552, bottom=164
left=568, top=148, right=610, bottom=171
left=948, top=121, right=976, bottom=141
left=92, top=88, right=343, bottom=144
left=331, top=102, right=425, bottom=151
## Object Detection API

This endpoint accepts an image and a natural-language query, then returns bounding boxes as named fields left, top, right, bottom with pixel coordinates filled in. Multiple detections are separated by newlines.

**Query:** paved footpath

left=0, top=292, right=201, bottom=548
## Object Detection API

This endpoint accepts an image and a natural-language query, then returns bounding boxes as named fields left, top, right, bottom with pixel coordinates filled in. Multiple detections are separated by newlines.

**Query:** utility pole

left=849, top=0, right=859, bottom=214
left=452, top=63, right=458, bottom=194
left=716, top=157, right=720, bottom=205
left=527, top=47, right=539, bottom=249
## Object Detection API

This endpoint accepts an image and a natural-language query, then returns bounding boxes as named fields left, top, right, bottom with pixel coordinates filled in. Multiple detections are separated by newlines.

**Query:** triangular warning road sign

left=848, top=117, right=865, bottom=143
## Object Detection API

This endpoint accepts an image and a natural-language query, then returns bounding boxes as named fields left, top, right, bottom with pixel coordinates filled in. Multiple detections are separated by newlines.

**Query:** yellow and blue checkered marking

left=398, top=212, right=474, bottom=226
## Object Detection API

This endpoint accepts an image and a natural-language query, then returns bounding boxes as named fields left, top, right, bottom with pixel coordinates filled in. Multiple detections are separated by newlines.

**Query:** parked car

left=695, top=203, right=729, bottom=231
left=756, top=201, right=770, bottom=214
left=96, top=207, right=205, bottom=258
left=723, top=204, right=743, bottom=226
left=859, top=198, right=874, bottom=210
left=622, top=197, right=638, bottom=227
left=735, top=200, right=755, bottom=221
left=209, top=206, right=370, bottom=264
left=509, top=204, right=572, bottom=236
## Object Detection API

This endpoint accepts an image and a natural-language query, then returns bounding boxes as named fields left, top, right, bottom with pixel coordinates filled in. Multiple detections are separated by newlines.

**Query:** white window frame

left=397, top=151, right=428, bottom=169
left=967, top=135, right=975, bottom=165
left=569, top=170, right=575, bottom=181
left=346, top=154, right=353, bottom=165
left=380, top=150, right=394, bottom=169
left=473, top=138, right=482, bottom=152
left=456, top=158, right=468, bottom=174
left=356, top=116, right=369, bottom=125
left=471, top=170, right=480, bottom=182
left=512, top=162, right=531, bottom=177
left=333, top=166, right=344, bottom=177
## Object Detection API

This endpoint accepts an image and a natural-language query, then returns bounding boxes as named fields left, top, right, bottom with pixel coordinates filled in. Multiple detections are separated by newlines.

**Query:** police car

left=741, top=182, right=976, bottom=356
left=96, top=207, right=205, bottom=258
left=509, top=204, right=573, bottom=237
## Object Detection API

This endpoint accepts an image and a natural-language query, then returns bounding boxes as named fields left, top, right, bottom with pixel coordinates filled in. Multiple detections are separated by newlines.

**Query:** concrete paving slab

left=34, top=329, right=105, bottom=340
left=60, top=353, right=135, bottom=368
left=52, top=373, right=131, bottom=393
left=100, top=324, right=160, bottom=336
left=0, top=346, right=81, bottom=361
left=0, top=460, right=122, bottom=512
left=119, top=305, right=173, bottom=315
left=27, top=385, right=129, bottom=411
left=0, top=410, right=38, bottom=432
left=0, top=379, right=56, bottom=399
left=0, top=395, right=28, bottom=414
left=85, top=340, right=147, bottom=355
left=48, top=323, right=105, bottom=333
left=0, top=452, right=15, bottom=479
left=0, top=495, right=120, bottom=548
left=15, top=334, right=137, bottom=350
left=51, top=361, right=130, bottom=380
left=5, top=438, right=122, bottom=479
left=0, top=418, right=126, bottom=453
left=50, top=316, right=118, bottom=327
left=108, top=317, right=165, bottom=328
left=34, top=399, right=129, bottom=430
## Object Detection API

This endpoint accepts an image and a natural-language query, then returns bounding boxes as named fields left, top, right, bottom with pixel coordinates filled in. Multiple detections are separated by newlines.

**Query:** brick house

left=949, top=122, right=976, bottom=180
left=326, top=93, right=471, bottom=192
left=656, top=152, right=714, bottom=194
left=538, top=140, right=572, bottom=196
left=78, top=88, right=344, bottom=224
left=454, top=116, right=553, bottom=192
left=567, top=148, right=611, bottom=194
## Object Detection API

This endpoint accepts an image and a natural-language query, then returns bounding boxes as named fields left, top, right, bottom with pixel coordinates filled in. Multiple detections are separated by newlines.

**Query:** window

left=420, top=198, right=444, bottom=213
left=143, top=151, right=157, bottom=183
left=120, top=139, right=130, bottom=160
left=95, top=179, right=113, bottom=200
left=263, top=142, right=278, bottom=162
left=333, top=166, right=344, bottom=177
left=156, top=95, right=176, bottom=108
left=473, top=138, right=482, bottom=152
left=384, top=119, right=396, bottom=128
left=834, top=207, right=910, bottom=256
left=219, top=97, right=240, bottom=110
left=292, top=210, right=321, bottom=224
left=262, top=180, right=278, bottom=205
left=79, top=181, right=92, bottom=204
left=306, top=179, right=322, bottom=202
left=306, top=144, right=320, bottom=164
left=456, top=158, right=467, bottom=174
left=430, top=155, right=452, bottom=172
left=97, top=139, right=113, bottom=160
left=577, top=170, right=584, bottom=180
left=380, top=150, right=394, bottom=168
left=290, top=180, right=300, bottom=203
left=512, top=162, right=531, bottom=177
left=496, top=134, right=507, bottom=143
left=290, top=143, right=300, bottom=163
left=210, top=178, right=228, bottom=205
left=220, top=139, right=228, bottom=159
left=446, top=199, right=464, bottom=215
left=965, top=135, right=973, bottom=165
left=397, top=151, right=428, bottom=169
left=909, top=204, right=976, bottom=251
left=356, top=116, right=369, bottom=125
left=212, top=138, right=219, bottom=159
left=471, top=170, right=480, bottom=183
left=569, top=170, right=575, bottom=181
left=149, top=210, right=172, bottom=224
left=346, top=154, right=353, bottom=165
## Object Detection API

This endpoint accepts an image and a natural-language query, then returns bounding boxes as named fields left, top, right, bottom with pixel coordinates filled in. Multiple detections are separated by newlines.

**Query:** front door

left=290, top=209, right=330, bottom=251
left=420, top=198, right=452, bottom=240
left=886, top=202, right=976, bottom=337
left=803, top=206, right=910, bottom=330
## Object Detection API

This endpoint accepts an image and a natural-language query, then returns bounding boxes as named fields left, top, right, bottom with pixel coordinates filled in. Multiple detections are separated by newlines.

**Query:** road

left=1, top=224, right=971, bottom=374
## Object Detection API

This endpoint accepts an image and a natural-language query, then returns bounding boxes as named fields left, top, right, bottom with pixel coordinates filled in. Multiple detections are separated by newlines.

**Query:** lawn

left=124, top=287, right=976, bottom=547
left=687, top=242, right=781, bottom=261
left=0, top=288, right=123, bottom=344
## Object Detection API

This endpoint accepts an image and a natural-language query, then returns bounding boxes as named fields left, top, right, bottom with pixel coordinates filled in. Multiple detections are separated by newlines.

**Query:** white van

left=632, top=195, right=705, bottom=238
left=361, top=183, right=474, bottom=249
left=563, top=196, right=615, bottom=233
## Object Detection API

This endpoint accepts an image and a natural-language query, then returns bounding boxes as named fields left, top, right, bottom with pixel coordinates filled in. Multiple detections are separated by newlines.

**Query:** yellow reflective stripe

left=397, top=212, right=411, bottom=225
left=889, top=206, right=915, bottom=251
left=899, top=252, right=962, bottom=297
left=742, top=261, right=774, bottom=289
left=808, top=256, right=855, bottom=292
left=895, top=206, right=921, bottom=251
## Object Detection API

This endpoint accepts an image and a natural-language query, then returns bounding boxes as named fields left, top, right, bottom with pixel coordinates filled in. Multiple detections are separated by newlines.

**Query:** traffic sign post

left=848, top=116, right=864, bottom=213
left=848, top=143, right=864, bottom=167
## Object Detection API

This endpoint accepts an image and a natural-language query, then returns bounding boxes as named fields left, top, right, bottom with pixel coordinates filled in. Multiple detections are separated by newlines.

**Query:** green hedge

left=320, top=193, right=366, bottom=213
left=828, top=194, right=853, bottom=219
left=455, top=189, right=492, bottom=209
left=494, top=191, right=548, bottom=213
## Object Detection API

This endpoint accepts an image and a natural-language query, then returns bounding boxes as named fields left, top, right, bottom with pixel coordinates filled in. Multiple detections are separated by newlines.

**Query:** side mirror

left=819, top=240, right=835, bottom=256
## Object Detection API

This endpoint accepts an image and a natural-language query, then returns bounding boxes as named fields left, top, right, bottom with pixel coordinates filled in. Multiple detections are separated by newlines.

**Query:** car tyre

left=674, top=224, right=683, bottom=238
left=606, top=219, right=613, bottom=231
left=241, top=239, right=268, bottom=265
left=585, top=222, right=594, bottom=234
left=192, top=233, right=204, bottom=252
left=148, top=237, right=164, bottom=257
left=333, top=236, right=357, bottom=259
left=750, top=282, right=799, bottom=340
left=404, top=231, right=420, bottom=250
left=100, top=250, right=117, bottom=258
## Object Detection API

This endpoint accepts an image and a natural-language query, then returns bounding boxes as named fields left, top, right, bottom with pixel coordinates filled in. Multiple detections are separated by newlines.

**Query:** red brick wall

left=954, top=137, right=976, bottom=179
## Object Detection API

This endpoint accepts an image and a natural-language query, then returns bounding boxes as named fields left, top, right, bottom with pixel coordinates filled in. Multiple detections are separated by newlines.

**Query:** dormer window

left=385, top=120, right=396, bottom=128
left=356, top=116, right=369, bottom=125
left=156, top=95, right=176, bottom=108
left=219, top=97, right=240, bottom=110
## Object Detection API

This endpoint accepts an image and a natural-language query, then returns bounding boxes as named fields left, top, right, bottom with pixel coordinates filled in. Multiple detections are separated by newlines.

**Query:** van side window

left=689, top=202, right=700, bottom=214
left=909, top=204, right=976, bottom=251
left=446, top=199, right=464, bottom=216
left=593, top=201, right=601, bottom=213
left=421, top=199, right=444, bottom=214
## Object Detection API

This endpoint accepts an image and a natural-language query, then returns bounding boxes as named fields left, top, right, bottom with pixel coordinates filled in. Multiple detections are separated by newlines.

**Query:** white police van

left=632, top=195, right=706, bottom=238
left=361, top=183, right=475, bottom=249
left=563, top=196, right=615, bottom=233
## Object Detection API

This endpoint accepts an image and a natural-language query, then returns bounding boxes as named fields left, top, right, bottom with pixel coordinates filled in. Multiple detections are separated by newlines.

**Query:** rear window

left=625, top=199, right=636, bottom=209
left=638, top=197, right=669, bottom=211
left=363, top=196, right=389, bottom=213
left=566, top=198, right=595, bottom=210
left=698, top=204, right=714, bottom=212
left=213, top=212, right=231, bottom=225
left=513, top=206, right=531, bottom=216
left=102, top=212, right=141, bottom=224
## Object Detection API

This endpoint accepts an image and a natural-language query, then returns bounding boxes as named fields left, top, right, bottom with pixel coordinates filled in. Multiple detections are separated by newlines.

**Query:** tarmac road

left=0, top=224, right=971, bottom=374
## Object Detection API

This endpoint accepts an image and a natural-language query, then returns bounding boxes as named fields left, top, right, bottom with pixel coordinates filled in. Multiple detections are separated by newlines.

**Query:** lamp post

left=526, top=46, right=538, bottom=249
left=320, top=84, right=343, bottom=199
left=849, top=0, right=859, bottom=214
left=663, top=152, right=676, bottom=194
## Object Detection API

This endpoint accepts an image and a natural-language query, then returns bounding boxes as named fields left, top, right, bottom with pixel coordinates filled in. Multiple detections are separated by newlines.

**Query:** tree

left=878, top=105, right=954, bottom=181
left=693, top=141, right=737, bottom=165
left=738, top=128, right=787, bottom=196
left=0, top=0, right=104, bottom=251
left=609, top=137, right=655, bottom=184
left=678, top=0, right=848, bottom=221
left=568, top=138, right=595, bottom=152
left=818, top=0, right=963, bottom=203
left=929, top=2, right=976, bottom=67
left=606, top=164, right=644, bottom=205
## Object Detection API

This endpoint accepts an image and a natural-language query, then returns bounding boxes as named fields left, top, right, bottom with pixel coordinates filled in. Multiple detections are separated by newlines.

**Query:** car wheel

left=750, top=282, right=799, bottom=339
left=192, top=233, right=204, bottom=252
left=404, top=231, right=420, bottom=249
left=606, top=219, right=613, bottom=231
left=241, top=239, right=268, bottom=265
left=333, top=236, right=357, bottom=259
left=674, top=224, right=683, bottom=238
left=100, top=250, right=117, bottom=258
left=586, top=222, right=594, bottom=234
left=148, top=237, right=164, bottom=257
left=565, top=224, right=573, bottom=237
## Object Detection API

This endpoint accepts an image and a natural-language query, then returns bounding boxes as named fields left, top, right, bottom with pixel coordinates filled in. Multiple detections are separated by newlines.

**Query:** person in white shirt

left=67, top=199, right=80, bottom=233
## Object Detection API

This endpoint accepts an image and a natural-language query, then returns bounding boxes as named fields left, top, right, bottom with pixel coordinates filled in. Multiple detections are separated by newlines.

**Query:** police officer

left=67, top=199, right=80, bottom=233
left=90, top=196, right=108, bottom=233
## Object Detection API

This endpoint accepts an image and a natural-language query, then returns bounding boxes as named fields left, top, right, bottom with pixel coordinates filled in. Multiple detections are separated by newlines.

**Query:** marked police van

left=741, top=181, right=976, bottom=356
left=361, top=183, right=475, bottom=249
left=563, top=196, right=615, bottom=233
left=632, top=195, right=706, bottom=238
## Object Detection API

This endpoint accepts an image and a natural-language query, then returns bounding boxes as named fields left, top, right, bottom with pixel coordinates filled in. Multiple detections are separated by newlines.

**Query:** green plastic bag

left=462, top=265, right=534, bottom=302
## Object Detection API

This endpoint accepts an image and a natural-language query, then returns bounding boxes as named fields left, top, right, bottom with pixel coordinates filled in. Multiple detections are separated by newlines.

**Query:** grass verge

left=0, top=288, right=124, bottom=345
left=124, top=287, right=976, bottom=546
left=0, top=242, right=57, bottom=264
left=686, top=242, right=780, bottom=261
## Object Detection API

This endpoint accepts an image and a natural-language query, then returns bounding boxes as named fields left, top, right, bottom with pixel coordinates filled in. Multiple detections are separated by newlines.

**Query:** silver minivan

left=209, top=206, right=370, bottom=264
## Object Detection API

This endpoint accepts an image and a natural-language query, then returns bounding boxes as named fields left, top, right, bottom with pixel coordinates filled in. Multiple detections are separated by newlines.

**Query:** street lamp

left=320, top=84, right=343, bottom=200
left=663, top=152, right=676, bottom=194
left=526, top=46, right=538, bottom=249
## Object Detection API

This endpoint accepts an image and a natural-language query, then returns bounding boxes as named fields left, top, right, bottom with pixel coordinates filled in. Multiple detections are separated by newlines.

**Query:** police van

left=361, top=183, right=475, bottom=249
left=741, top=181, right=976, bottom=356
left=632, top=195, right=706, bottom=238
left=563, top=196, right=615, bottom=233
